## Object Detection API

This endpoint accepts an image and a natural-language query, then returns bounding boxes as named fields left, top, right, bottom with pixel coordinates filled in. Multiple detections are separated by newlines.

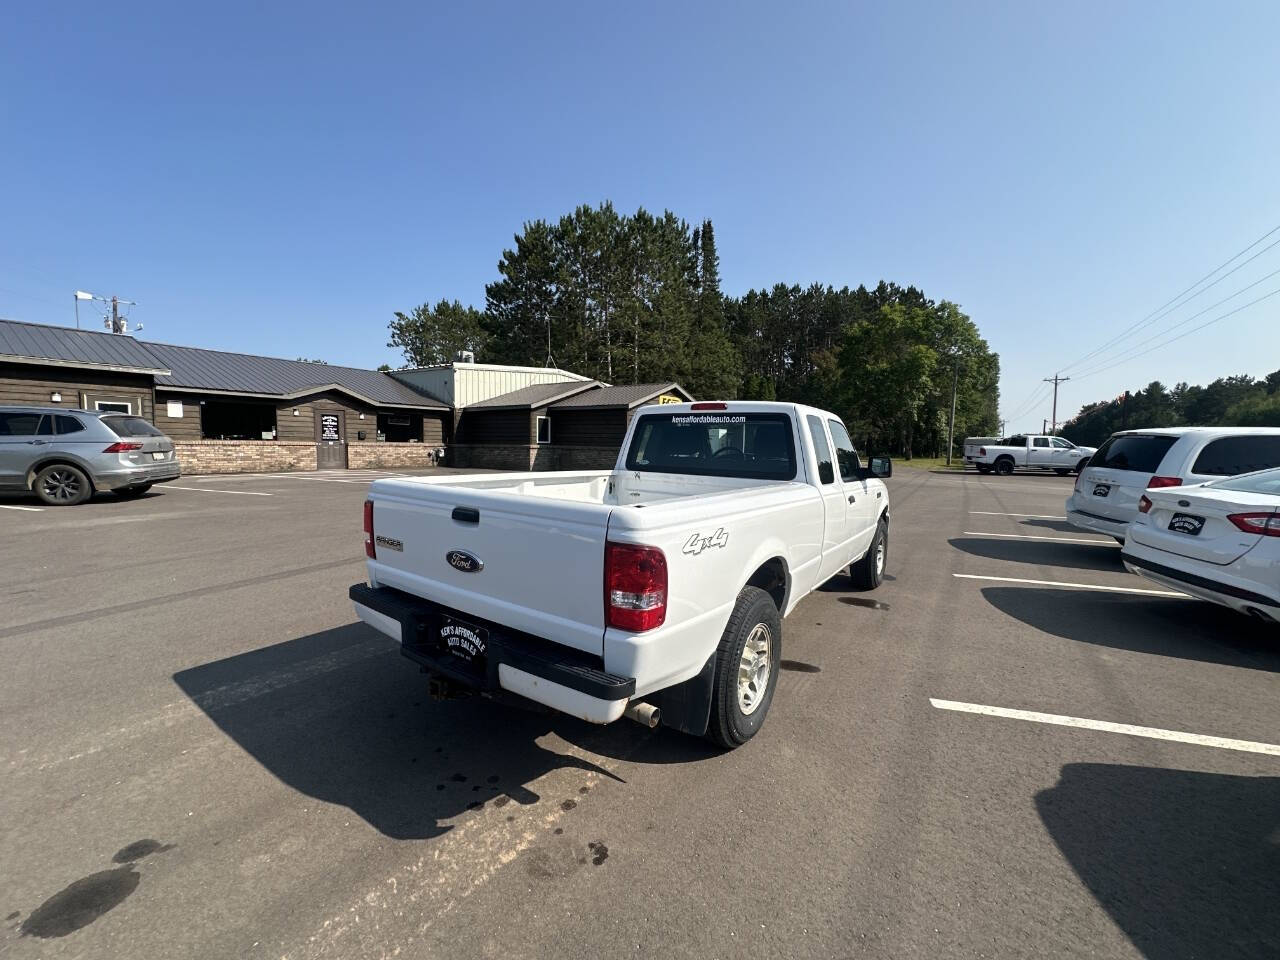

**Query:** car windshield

left=1209, top=468, right=1280, bottom=496
left=101, top=415, right=164, bottom=438
left=625, top=412, right=797, bottom=480
left=1090, top=434, right=1178, bottom=472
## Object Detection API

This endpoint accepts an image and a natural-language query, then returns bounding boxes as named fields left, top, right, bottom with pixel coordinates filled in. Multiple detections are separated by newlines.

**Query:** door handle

left=28, top=440, right=48, bottom=445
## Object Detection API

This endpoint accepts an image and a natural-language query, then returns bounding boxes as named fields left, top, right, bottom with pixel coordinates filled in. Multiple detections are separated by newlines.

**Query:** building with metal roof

left=0, top=317, right=692, bottom=475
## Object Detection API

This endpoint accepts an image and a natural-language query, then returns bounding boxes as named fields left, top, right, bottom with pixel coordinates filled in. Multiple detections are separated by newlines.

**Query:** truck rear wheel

left=994, top=458, right=1014, bottom=476
left=706, top=586, right=781, bottom=750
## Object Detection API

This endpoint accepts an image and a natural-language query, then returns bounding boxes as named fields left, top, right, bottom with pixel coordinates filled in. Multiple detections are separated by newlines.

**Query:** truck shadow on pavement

left=949, top=537, right=1125, bottom=573
left=1018, top=517, right=1086, bottom=535
left=173, top=624, right=713, bottom=841
left=981, top=587, right=1280, bottom=672
left=1036, top=763, right=1279, bottom=959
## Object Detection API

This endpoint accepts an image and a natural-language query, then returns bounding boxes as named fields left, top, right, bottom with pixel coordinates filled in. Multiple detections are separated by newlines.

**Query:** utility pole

left=945, top=353, right=961, bottom=466
left=1044, top=373, right=1070, bottom=434
left=1043, top=418, right=1048, bottom=435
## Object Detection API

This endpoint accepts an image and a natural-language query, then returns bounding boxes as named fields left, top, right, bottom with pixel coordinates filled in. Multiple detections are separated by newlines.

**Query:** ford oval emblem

left=446, top=550, right=483, bottom=573
left=1177, top=499, right=1190, bottom=508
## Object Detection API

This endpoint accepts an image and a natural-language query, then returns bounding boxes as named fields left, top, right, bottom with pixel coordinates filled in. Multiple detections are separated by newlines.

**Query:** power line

left=1071, top=263, right=1280, bottom=379
left=1072, top=286, right=1280, bottom=382
left=1057, top=222, right=1280, bottom=375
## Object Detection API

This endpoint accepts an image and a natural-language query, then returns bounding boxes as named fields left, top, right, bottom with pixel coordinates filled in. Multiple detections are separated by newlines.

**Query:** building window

left=200, top=400, right=278, bottom=440
left=377, top=413, right=420, bottom=443
left=537, top=416, right=551, bottom=444
left=94, top=400, right=133, bottom=414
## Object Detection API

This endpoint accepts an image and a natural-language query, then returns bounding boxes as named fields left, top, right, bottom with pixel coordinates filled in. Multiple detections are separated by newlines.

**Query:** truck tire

left=994, top=457, right=1014, bottom=476
left=33, top=463, right=92, bottom=506
left=850, top=516, right=888, bottom=590
left=706, top=586, right=782, bottom=750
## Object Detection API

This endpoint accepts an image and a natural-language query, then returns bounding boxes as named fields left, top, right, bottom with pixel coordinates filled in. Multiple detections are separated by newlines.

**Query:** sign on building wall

left=658, top=394, right=683, bottom=404
left=166, top=401, right=184, bottom=418
left=320, top=414, right=341, bottom=441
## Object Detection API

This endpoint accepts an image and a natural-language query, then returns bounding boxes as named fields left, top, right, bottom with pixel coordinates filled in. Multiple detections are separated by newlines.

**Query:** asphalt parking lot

left=2, top=466, right=1277, bottom=959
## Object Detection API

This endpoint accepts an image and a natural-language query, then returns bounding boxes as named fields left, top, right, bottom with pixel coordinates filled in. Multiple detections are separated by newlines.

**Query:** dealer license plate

left=439, top=615, right=488, bottom=665
left=152, top=452, right=166, bottom=461
left=1168, top=513, right=1205, bottom=536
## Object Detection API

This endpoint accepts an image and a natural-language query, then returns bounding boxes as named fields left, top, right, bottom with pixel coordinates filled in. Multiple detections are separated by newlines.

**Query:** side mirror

left=868, top=456, right=892, bottom=478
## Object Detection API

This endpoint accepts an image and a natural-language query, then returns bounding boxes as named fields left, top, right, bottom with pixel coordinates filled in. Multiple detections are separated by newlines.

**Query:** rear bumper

left=349, top=583, right=635, bottom=723
left=94, top=462, right=182, bottom=490
left=1121, top=545, right=1280, bottom=615
left=1065, top=503, right=1129, bottom=538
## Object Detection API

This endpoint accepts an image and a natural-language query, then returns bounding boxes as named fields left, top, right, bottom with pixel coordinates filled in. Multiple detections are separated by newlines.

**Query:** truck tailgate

left=365, top=479, right=612, bottom=656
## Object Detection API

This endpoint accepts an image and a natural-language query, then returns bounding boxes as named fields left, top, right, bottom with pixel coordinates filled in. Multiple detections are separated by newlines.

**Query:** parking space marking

left=969, top=511, right=1067, bottom=519
left=929, top=698, right=1280, bottom=756
left=0, top=504, right=43, bottom=512
left=953, top=573, right=1185, bottom=597
left=166, top=485, right=274, bottom=496
left=962, top=530, right=1117, bottom=545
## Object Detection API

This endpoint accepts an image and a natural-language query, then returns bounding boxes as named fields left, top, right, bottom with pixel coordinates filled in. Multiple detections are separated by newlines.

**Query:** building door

left=315, top=411, right=348, bottom=469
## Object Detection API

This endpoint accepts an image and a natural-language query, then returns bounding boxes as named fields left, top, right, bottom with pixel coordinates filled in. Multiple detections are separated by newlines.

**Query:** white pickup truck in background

left=351, top=401, right=892, bottom=748
left=964, top=434, right=1096, bottom=476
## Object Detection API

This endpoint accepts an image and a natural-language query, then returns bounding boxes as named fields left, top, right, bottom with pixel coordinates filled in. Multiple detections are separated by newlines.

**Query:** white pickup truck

left=350, top=401, right=892, bottom=748
left=964, top=434, right=1096, bottom=476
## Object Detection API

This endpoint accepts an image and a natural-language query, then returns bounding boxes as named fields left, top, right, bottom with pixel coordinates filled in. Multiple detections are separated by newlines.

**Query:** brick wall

left=173, top=441, right=317, bottom=474
left=449, top=443, right=620, bottom=471
left=347, top=442, right=440, bottom=470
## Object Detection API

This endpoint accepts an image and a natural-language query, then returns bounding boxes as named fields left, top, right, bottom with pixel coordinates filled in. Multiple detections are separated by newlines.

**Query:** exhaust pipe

left=623, top=701, right=660, bottom=728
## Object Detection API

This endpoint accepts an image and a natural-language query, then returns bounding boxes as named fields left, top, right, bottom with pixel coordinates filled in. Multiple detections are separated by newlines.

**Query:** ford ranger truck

left=349, top=402, right=891, bottom=748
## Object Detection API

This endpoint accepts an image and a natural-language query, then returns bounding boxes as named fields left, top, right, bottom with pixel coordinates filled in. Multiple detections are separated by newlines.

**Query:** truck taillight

left=363, top=499, right=375, bottom=558
left=1148, top=475, right=1182, bottom=489
left=978, top=447, right=986, bottom=456
left=605, top=542, right=667, bottom=631
left=103, top=441, right=143, bottom=453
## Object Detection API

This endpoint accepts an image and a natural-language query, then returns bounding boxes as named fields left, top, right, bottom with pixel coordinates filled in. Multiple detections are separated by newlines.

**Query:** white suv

left=1065, top=427, right=1280, bottom=542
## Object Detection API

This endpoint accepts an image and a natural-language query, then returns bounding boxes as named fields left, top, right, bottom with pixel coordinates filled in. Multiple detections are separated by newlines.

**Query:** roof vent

left=455, top=350, right=476, bottom=364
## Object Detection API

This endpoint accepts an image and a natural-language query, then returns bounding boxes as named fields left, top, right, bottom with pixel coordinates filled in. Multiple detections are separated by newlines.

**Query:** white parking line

left=929, top=698, right=1280, bottom=757
left=969, top=511, right=1067, bottom=519
left=962, top=531, right=1117, bottom=545
left=165, top=485, right=273, bottom=497
left=0, top=504, right=43, bottom=512
left=952, top=573, right=1185, bottom=597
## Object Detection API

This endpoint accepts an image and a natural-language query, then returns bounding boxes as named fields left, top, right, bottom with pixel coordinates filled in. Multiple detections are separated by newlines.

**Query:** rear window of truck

left=626, top=413, right=797, bottom=480
left=1090, top=434, right=1178, bottom=472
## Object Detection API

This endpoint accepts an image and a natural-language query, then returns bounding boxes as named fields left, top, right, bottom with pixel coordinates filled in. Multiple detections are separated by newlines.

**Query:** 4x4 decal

left=683, top=527, right=729, bottom=556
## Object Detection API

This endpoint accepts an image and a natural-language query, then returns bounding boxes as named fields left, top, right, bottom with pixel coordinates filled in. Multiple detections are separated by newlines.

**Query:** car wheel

left=706, top=586, right=782, bottom=750
left=850, top=517, right=888, bottom=590
left=34, top=464, right=92, bottom=506
left=1054, top=469, right=1070, bottom=476
left=994, top=458, right=1014, bottom=476
left=115, top=484, right=153, bottom=499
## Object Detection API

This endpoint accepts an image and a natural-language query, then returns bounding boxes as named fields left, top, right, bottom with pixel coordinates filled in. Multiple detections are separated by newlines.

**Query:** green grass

left=893, top=456, right=968, bottom=472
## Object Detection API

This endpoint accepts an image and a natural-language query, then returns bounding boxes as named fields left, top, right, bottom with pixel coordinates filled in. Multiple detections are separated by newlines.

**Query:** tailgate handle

left=451, top=506, right=480, bottom=524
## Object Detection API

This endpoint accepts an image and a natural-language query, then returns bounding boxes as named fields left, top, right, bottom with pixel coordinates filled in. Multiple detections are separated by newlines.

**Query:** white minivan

left=1065, top=427, right=1280, bottom=542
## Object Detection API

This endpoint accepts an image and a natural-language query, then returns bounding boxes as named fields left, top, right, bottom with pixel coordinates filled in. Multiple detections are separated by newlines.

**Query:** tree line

left=388, top=202, right=1001, bottom=457
left=1061, top=371, right=1280, bottom=447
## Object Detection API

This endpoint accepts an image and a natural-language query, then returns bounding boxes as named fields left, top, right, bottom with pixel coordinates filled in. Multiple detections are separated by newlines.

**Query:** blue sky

left=3, top=2, right=1278, bottom=428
